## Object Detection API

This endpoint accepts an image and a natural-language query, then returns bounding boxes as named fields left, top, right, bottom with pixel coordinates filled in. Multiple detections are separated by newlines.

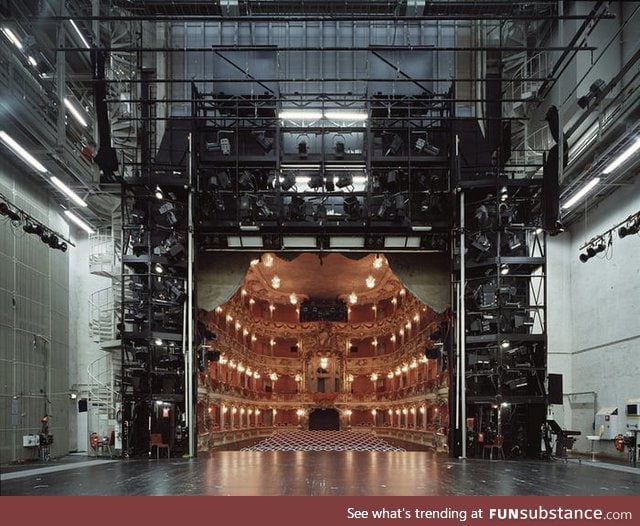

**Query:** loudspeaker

left=548, top=373, right=563, bottom=405
left=78, top=399, right=88, bottom=413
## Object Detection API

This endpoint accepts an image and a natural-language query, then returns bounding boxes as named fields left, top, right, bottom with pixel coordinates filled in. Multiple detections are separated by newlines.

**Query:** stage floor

left=2, top=451, right=639, bottom=496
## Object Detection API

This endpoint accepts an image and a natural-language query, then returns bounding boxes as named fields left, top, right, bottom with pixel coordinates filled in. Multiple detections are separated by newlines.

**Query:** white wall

left=548, top=172, right=640, bottom=455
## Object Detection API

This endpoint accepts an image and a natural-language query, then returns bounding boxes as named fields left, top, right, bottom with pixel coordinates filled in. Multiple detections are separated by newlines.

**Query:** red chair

left=150, top=433, right=170, bottom=459
left=482, top=434, right=505, bottom=460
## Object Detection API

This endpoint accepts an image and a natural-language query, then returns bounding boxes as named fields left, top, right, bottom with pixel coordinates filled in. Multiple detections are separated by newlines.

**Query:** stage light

left=325, top=175, right=335, bottom=192
left=220, top=137, right=231, bottom=155
left=0, top=202, right=21, bottom=221
left=343, top=195, right=361, bottom=220
left=619, top=218, right=640, bottom=238
left=22, top=219, right=43, bottom=235
left=578, top=238, right=607, bottom=262
left=308, top=174, right=324, bottom=189
left=336, top=173, right=353, bottom=188
left=415, top=135, right=440, bottom=156
left=577, top=79, right=605, bottom=109
left=281, top=172, right=297, bottom=191
left=254, top=132, right=273, bottom=152
left=385, top=134, right=403, bottom=156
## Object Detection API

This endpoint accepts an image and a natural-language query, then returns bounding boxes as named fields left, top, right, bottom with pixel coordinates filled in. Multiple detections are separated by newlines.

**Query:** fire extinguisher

left=614, top=434, right=625, bottom=452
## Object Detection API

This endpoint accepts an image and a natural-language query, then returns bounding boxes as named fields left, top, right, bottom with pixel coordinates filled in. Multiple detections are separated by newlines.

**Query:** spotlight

left=281, top=172, right=297, bottom=191
left=619, top=219, right=640, bottom=238
left=343, top=196, right=361, bottom=220
left=415, top=135, right=440, bottom=156
left=308, top=174, right=324, bottom=189
left=474, top=204, right=491, bottom=227
left=220, top=137, right=231, bottom=155
left=325, top=175, right=335, bottom=192
left=0, top=202, right=21, bottom=221
left=158, top=201, right=178, bottom=226
left=577, top=79, right=606, bottom=109
left=336, top=173, right=353, bottom=188
left=23, top=220, right=43, bottom=235
left=506, top=231, right=522, bottom=252
left=254, top=132, right=273, bottom=152
left=288, top=195, right=305, bottom=220
left=238, top=170, right=255, bottom=190
left=578, top=238, right=607, bottom=262
left=471, top=233, right=491, bottom=252
left=385, top=134, right=403, bottom=156
left=47, top=234, right=59, bottom=248
left=208, top=170, right=231, bottom=190
left=154, top=185, right=164, bottom=200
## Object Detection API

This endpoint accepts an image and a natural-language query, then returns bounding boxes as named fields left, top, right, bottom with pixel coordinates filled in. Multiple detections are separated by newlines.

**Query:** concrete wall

left=547, top=171, right=640, bottom=456
left=0, top=158, right=70, bottom=464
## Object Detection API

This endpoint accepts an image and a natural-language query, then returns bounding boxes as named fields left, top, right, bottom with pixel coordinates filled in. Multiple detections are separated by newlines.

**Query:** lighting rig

left=1, top=193, right=73, bottom=251
left=578, top=209, right=639, bottom=262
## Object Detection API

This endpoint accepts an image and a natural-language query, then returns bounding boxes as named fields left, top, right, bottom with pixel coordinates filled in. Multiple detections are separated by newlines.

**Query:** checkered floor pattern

left=241, top=431, right=406, bottom=451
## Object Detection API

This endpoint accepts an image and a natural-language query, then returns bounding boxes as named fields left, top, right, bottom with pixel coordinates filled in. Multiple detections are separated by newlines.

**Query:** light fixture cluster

left=1, top=195, right=71, bottom=251
left=578, top=209, right=639, bottom=262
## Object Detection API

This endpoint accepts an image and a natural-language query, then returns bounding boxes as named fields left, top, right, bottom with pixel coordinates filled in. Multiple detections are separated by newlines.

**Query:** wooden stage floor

left=2, top=451, right=639, bottom=496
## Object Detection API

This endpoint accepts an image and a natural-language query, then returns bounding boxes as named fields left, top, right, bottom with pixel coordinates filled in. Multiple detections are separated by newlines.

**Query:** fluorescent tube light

left=0, top=131, right=47, bottom=173
left=64, top=210, right=95, bottom=234
left=69, top=19, right=90, bottom=49
left=64, top=98, right=88, bottom=127
left=1, top=28, right=22, bottom=49
left=324, top=111, right=368, bottom=121
left=329, top=236, right=365, bottom=248
left=384, top=236, right=421, bottom=248
left=282, top=236, right=317, bottom=248
left=51, top=176, right=88, bottom=207
left=280, top=164, right=321, bottom=170
left=560, top=177, right=600, bottom=210
left=602, top=138, right=640, bottom=174
left=278, top=110, right=323, bottom=120
left=226, top=236, right=263, bottom=248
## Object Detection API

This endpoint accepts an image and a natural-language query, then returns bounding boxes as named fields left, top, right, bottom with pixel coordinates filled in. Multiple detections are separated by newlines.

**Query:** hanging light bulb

left=366, top=275, right=376, bottom=288
left=349, top=292, right=358, bottom=304
left=372, top=255, right=384, bottom=269
left=263, top=254, right=274, bottom=267
left=289, top=292, right=297, bottom=304
left=271, top=275, right=281, bottom=289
